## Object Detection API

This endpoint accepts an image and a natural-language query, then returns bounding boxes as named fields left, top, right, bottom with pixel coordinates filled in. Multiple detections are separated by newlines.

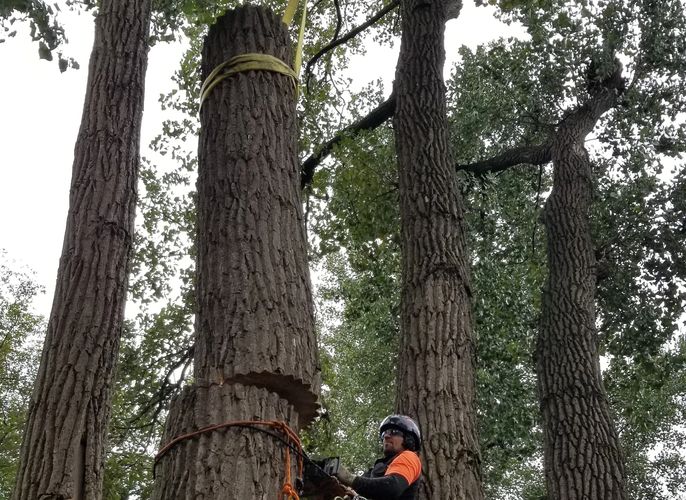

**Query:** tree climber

left=334, top=415, right=422, bottom=500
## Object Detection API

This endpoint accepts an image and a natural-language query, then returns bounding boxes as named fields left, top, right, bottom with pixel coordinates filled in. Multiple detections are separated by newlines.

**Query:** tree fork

left=153, top=6, right=320, bottom=498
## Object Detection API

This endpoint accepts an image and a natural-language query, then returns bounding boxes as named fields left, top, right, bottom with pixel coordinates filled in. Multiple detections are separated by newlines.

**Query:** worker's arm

left=351, top=474, right=409, bottom=500
left=336, top=452, right=421, bottom=499
left=336, top=465, right=409, bottom=498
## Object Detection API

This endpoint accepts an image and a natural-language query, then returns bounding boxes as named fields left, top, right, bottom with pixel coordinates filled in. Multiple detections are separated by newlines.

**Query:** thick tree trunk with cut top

left=152, top=7, right=320, bottom=498
left=392, top=0, right=483, bottom=498
left=537, top=74, right=627, bottom=500
left=12, top=1, right=151, bottom=498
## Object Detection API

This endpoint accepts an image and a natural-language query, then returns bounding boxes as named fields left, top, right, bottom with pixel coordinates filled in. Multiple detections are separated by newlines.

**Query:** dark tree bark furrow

left=537, top=80, right=627, bottom=499
left=13, top=1, right=151, bottom=498
left=154, top=7, right=319, bottom=497
left=393, top=2, right=483, bottom=497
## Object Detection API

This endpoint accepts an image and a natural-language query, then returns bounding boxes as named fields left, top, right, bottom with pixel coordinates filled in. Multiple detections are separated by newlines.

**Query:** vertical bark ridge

left=193, top=4, right=319, bottom=423
left=154, top=384, right=300, bottom=499
left=153, top=7, right=320, bottom=498
left=538, top=80, right=627, bottom=499
left=393, top=0, right=483, bottom=498
left=13, top=1, right=151, bottom=498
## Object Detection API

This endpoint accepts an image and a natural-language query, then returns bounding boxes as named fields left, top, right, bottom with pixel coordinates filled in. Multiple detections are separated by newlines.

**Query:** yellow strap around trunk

left=199, top=53, right=298, bottom=108
left=199, top=1, right=307, bottom=109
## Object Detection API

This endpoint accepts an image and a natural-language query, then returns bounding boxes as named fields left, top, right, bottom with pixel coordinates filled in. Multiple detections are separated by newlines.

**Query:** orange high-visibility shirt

left=384, top=450, right=422, bottom=485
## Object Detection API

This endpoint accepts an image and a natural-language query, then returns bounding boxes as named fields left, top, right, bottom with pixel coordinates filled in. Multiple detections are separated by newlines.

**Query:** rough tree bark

left=12, top=1, right=151, bottom=498
left=538, top=65, right=627, bottom=499
left=392, top=0, right=484, bottom=498
left=152, top=6, right=320, bottom=498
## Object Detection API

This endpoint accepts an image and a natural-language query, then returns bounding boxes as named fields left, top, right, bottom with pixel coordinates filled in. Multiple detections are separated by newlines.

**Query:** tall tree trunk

left=12, top=1, right=151, bottom=498
left=392, top=1, right=483, bottom=498
left=538, top=68, right=627, bottom=500
left=152, top=6, right=320, bottom=498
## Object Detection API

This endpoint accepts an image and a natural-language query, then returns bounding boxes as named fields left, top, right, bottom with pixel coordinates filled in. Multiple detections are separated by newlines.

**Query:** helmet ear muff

left=403, top=434, right=418, bottom=451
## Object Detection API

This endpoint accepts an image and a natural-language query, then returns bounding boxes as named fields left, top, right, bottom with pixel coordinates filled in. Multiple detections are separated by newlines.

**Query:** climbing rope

left=199, top=0, right=308, bottom=109
left=154, top=419, right=304, bottom=499
left=283, top=0, right=307, bottom=80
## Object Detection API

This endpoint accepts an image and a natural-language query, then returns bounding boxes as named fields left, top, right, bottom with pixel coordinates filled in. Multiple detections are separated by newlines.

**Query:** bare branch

left=332, top=0, right=343, bottom=46
left=123, top=345, right=194, bottom=428
left=304, top=0, right=400, bottom=88
left=300, top=92, right=396, bottom=187
left=457, top=144, right=552, bottom=176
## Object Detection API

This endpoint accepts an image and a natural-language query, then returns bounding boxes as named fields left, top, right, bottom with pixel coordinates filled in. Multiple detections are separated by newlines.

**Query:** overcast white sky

left=0, top=3, right=522, bottom=318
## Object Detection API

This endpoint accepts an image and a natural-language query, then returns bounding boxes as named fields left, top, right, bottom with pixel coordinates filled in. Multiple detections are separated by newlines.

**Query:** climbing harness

left=199, top=0, right=308, bottom=109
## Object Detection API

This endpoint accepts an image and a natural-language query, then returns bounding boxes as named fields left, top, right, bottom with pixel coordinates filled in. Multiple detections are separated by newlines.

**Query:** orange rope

left=155, top=419, right=303, bottom=499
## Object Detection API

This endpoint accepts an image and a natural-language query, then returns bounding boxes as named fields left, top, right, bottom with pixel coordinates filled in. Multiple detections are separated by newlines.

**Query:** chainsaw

left=298, top=456, right=367, bottom=500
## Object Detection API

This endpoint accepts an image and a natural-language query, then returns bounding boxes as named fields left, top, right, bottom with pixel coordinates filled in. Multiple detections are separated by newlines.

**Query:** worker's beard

left=383, top=444, right=400, bottom=458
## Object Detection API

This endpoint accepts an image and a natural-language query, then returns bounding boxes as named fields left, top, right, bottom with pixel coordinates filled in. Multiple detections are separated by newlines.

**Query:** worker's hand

left=334, top=465, right=356, bottom=487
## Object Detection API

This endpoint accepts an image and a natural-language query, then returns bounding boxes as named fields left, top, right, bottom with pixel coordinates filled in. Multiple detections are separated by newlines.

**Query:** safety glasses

left=381, top=428, right=404, bottom=438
